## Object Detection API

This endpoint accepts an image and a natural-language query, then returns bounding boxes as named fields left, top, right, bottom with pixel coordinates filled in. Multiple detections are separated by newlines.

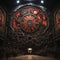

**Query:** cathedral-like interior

left=0, top=0, right=60, bottom=60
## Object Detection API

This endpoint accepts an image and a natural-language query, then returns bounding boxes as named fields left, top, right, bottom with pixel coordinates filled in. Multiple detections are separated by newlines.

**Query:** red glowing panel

left=11, top=5, right=49, bottom=33
left=37, top=16, right=41, bottom=23
left=33, top=9, right=39, bottom=15
left=12, top=12, right=21, bottom=30
left=34, top=10, right=38, bottom=14
left=42, top=20, right=47, bottom=26
left=13, top=20, right=19, bottom=30
left=41, top=14, right=47, bottom=26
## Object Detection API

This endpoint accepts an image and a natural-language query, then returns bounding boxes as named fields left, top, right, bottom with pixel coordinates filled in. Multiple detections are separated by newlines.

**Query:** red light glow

left=42, top=20, right=47, bottom=26
left=13, top=20, right=19, bottom=29
left=33, top=9, right=39, bottom=15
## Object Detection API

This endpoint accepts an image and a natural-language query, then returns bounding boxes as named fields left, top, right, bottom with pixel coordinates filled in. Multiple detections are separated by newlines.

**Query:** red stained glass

left=37, top=16, right=41, bottom=22
left=11, top=5, right=49, bottom=33
left=33, top=9, right=39, bottom=15
left=34, top=10, right=38, bottom=14
left=13, top=20, right=19, bottom=29
left=21, top=15, right=39, bottom=32
left=42, top=20, right=47, bottom=26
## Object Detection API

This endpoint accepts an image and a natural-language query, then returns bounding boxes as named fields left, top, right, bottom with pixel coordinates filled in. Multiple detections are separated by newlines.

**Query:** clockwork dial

left=11, top=4, right=49, bottom=34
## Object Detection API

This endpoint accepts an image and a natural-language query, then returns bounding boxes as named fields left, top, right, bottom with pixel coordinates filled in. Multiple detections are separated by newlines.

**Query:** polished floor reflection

left=8, top=55, right=59, bottom=60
